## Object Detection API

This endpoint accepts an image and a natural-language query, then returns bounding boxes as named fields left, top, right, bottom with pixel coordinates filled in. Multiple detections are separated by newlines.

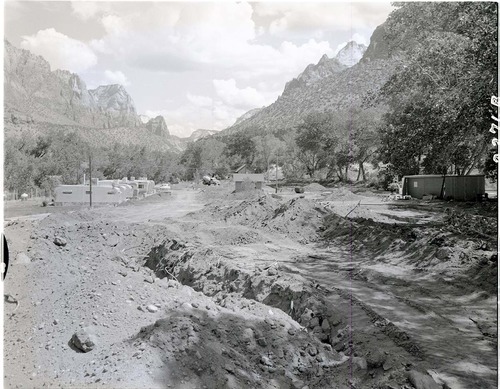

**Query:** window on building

left=62, top=191, right=73, bottom=194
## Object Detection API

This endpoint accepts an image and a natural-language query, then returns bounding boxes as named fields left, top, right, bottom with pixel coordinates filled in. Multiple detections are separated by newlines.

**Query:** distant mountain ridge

left=3, top=40, right=212, bottom=152
left=188, top=129, right=219, bottom=142
left=4, top=40, right=140, bottom=128
left=221, top=33, right=397, bottom=136
left=233, top=108, right=264, bottom=126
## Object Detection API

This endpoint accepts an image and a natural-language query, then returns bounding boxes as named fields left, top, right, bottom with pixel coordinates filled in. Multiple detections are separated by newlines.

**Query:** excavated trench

left=138, top=207, right=499, bottom=389
left=141, top=237, right=425, bottom=363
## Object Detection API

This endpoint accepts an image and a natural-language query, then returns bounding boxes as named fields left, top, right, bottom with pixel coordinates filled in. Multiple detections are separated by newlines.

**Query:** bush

left=377, top=166, right=397, bottom=190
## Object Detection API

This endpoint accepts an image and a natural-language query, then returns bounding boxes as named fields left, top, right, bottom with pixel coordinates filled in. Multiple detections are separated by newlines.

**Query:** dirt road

left=3, top=184, right=497, bottom=389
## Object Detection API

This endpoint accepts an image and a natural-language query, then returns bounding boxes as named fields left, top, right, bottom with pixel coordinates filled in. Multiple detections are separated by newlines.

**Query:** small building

left=233, top=174, right=264, bottom=192
left=232, top=164, right=265, bottom=192
left=401, top=174, right=485, bottom=201
left=233, top=174, right=265, bottom=192
left=101, top=180, right=134, bottom=199
left=54, top=185, right=127, bottom=205
left=132, top=177, right=156, bottom=198
left=53, top=176, right=156, bottom=205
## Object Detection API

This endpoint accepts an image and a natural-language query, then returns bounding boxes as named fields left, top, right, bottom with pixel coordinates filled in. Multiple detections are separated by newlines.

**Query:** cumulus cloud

left=254, top=2, right=393, bottom=32
left=101, top=14, right=126, bottom=35
left=103, top=70, right=130, bottom=86
left=20, top=28, right=97, bottom=73
left=269, top=14, right=289, bottom=35
left=84, top=1, right=335, bottom=85
left=71, top=2, right=110, bottom=21
left=213, top=79, right=269, bottom=110
left=187, top=93, right=213, bottom=107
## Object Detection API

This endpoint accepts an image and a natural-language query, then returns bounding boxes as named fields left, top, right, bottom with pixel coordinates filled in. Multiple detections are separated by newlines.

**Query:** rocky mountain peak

left=318, top=54, right=330, bottom=65
left=146, top=115, right=170, bottom=136
left=283, top=54, right=346, bottom=93
left=335, top=41, right=367, bottom=67
left=88, top=84, right=139, bottom=126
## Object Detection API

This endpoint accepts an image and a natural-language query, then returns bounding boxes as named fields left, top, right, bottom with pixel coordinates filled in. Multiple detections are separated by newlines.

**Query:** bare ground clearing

left=3, top=185, right=497, bottom=389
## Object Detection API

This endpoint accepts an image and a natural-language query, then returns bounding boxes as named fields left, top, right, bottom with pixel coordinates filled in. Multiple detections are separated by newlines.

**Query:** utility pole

left=89, top=153, right=93, bottom=207
left=275, top=152, right=279, bottom=194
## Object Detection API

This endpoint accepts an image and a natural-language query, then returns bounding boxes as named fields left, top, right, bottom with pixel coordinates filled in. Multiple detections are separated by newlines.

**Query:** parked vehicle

left=202, top=176, right=220, bottom=186
left=155, top=183, right=172, bottom=192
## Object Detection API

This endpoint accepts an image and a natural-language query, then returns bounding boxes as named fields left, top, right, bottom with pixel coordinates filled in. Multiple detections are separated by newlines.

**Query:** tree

left=379, top=2, right=498, bottom=178
left=345, top=109, right=381, bottom=181
left=4, top=136, right=36, bottom=193
left=254, top=134, right=285, bottom=174
left=281, top=130, right=307, bottom=180
left=224, top=133, right=257, bottom=169
left=199, top=138, right=227, bottom=173
left=180, top=138, right=228, bottom=179
left=295, top=113, right=336, bottom=179
left=179, top=142, right=203, bottom=179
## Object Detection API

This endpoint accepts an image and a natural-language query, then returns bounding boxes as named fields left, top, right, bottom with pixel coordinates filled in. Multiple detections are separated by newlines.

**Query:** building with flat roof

left=401, top=174, right=485, bottom=201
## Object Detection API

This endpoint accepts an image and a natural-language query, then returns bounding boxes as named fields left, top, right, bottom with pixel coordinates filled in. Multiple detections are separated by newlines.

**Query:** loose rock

left=53, top=237, right=67, bottom=247
left=71, top=329, right=95, bottom=353
left=260, top=355, right=273, bottom=366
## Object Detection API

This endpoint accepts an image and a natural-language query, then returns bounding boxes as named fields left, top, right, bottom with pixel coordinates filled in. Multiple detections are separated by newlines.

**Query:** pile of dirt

left=322, top=186, right=365, bottom=201
left=443, top=208, right=497, bottom=242
left=303, top=183, right=326, bottom=192
left=201, top=195, right=328, bottom=243
left=127, top=305, right=349, bottom=389
left=70, top=287, right=352, bottom=389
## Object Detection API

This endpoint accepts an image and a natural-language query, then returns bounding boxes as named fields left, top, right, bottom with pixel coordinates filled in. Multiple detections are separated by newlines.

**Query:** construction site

left=3, top=182, right=497, bottom=389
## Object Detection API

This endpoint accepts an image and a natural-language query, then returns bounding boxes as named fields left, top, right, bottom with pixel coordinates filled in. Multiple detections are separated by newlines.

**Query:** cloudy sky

left=5, top=1, right=393, bottom=137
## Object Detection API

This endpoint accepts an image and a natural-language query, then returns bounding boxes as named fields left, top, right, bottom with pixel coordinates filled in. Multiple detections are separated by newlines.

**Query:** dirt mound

left=321, top=186, right=365, bottom=201
left=303, top=183, right=326, bottom=192
left=200, top=195, right=328, bottom=243
left=126, top=305, right=348, bottom=389
left=444, top=208, right=497, bottom=241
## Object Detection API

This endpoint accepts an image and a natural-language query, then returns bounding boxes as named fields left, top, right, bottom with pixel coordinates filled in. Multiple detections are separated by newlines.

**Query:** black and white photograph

left=2, top=1, right=498, bottom=388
